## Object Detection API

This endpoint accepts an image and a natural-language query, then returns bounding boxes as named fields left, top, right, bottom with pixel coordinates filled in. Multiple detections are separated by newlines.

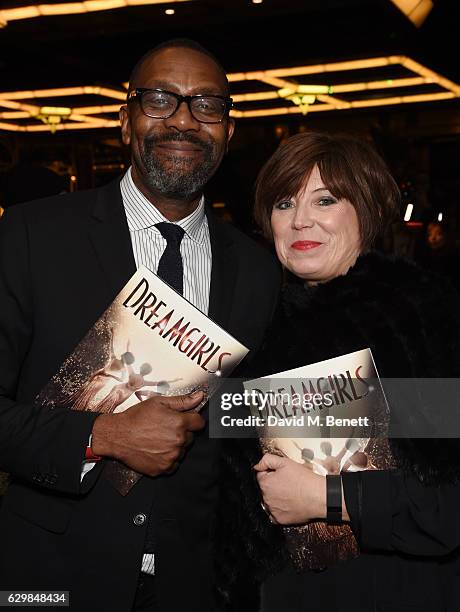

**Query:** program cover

left=37, top=266, right=248, bottom=495
left=243, top=348, right=394, bottom=569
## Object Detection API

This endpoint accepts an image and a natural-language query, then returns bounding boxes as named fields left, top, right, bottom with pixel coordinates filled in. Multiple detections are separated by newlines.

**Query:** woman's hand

left=254, top=453, right=327, bottom=525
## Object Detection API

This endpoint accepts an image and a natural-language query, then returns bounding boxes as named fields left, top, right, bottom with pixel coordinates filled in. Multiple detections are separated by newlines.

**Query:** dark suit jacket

left=0, top=179, right=281, bottom=612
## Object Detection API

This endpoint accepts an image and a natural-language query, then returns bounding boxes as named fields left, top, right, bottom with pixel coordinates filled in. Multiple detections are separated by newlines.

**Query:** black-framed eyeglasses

left=127, top=88, right=233, bottom=124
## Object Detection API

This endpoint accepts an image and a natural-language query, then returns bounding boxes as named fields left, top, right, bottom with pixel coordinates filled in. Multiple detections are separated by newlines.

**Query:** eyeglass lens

left=141, top=90, right=226, bottom=122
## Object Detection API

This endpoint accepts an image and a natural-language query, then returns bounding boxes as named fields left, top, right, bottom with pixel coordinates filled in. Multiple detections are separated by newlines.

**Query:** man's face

left=120, top=47, right=234, bottom=201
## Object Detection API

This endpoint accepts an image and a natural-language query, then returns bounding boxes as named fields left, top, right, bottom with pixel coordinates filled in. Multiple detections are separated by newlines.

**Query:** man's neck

left=131, top=167, right=202, bottom=222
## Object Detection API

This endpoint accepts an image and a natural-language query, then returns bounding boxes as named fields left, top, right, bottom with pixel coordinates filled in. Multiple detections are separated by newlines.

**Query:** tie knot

left=155, top=222, right=185, bottom=245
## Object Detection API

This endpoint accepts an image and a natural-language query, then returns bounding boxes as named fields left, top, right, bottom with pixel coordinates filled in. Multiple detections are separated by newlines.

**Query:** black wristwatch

left=326, top=474, right=342, bottom=524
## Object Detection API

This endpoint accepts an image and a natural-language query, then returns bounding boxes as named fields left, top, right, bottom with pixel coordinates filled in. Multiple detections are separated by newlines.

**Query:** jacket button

left=133, top=513, right=147, bottom=526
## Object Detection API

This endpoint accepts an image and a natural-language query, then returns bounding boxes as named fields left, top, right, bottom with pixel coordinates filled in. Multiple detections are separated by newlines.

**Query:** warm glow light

left=231, top=91, right=279, bottom=103
left=0, top=86, right=126, bottom=100
left=0, top=111, right=30, bottom=119
left=404, top=203, right=414, bottom=222
left=0, top=0, right=192, bottom=24
left=230, top=92, right=455, bottom=119
left=400, top=58, right=460, bottom=95
left=39, top=106, right=71, bottom=116
left=0, top=121, right=22, bottom=132
left=438, top=212, right=443, bottom=222
left=389, top=0, right=434, bottom=27
left=332, top=77, right=427, bottom=93
left=165, top=8, right=175, bottom=14
left=72, top=104, right=122, bottom=114
left=316, top=94, right=349, bottom=108
left=0, top=99, right=40, bottom=113
left=260, top=76, right=294, bottom=90
left=1, top=55, right=458, bottom=131
left=227, top=56, right=403, bottom=82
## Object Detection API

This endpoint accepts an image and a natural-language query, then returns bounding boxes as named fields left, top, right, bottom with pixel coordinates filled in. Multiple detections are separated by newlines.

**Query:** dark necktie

left=155, top=222, right=185, bottom=295
left=143, top=222, right=185, bottom=557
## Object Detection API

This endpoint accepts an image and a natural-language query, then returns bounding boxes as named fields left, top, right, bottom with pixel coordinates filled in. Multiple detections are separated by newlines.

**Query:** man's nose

left=163, top=101, right=200, bottom=132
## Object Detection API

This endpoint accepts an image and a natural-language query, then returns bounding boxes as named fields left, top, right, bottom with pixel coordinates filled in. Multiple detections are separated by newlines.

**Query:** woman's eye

left=317, top=197, right=337, bottom=206
left=274, top=200, right=294, bottom=210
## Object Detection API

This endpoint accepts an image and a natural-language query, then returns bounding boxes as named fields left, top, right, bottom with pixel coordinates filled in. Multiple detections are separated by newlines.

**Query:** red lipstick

left=291, top=241, right=322, bottom=251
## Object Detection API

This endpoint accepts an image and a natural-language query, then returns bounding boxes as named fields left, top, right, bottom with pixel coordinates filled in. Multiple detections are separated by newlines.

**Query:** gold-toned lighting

left=72, top=104, right=122, bottom=114
left=0, top=85, right=126, bottom=100
left=0, top=111, right=30, bottom=119
left=35, top=106, right=72, bottom=132
left=0, top=121, right=22, bottom=131
left=400, top=57, right=460, bottom=95
left=0, top=120, right=119, bottom=132
left=232, top=91, right=455, bottom=118
left=0, top=0, right=192, bottom=25
left=331, top=76, right=427, bottom=93
left=316, top=94, right=350, bottom=109
left=1, top=55, right=458, bottom=130
left=227, top=56, right=403, bottom=82
left=231, top=91, right=279, bottom=103
left=389, top=0, right=434, bottom=27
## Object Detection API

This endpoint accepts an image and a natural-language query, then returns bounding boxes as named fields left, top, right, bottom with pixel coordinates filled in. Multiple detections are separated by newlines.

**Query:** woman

left=218, top=132, right=460, bottom=612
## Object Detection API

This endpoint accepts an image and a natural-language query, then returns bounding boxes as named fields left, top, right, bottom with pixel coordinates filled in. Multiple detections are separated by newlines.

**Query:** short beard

left=140, top=132, right=220, bottom=200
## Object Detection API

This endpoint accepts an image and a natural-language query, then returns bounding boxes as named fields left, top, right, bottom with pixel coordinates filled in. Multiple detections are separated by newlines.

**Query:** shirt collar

left=120, top=167, right=206, bottom=244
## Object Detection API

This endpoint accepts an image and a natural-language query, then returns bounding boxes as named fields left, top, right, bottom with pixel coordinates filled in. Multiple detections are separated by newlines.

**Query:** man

left=0, top=40, right=280, bottom=611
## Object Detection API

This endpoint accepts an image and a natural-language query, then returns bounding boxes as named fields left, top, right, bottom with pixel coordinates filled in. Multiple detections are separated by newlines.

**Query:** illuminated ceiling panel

left=0, top=0, right=192, bottom=27
left=0, top=55, right=458, bottom=132
left=388, top=0, right=434, bottom=27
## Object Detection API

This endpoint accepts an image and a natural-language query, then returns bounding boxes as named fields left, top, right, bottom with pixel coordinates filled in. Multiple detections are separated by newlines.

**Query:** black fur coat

left=215, top=251, right=460, bottom=610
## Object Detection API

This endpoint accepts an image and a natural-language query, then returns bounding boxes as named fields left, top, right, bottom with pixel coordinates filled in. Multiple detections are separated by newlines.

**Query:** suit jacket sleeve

left=0, top=206, right=99, bottom=495
left=342, top=469, right=460, bottom=556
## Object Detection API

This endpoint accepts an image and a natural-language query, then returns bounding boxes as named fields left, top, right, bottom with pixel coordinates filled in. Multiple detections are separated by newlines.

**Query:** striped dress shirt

left=120, top=167, right=212, bottom=315
left=120, top=167, right=212, bottom=574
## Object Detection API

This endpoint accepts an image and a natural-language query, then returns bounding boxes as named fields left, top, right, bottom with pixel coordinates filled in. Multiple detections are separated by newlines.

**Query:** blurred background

left=0, top=0, right=459, bottom=286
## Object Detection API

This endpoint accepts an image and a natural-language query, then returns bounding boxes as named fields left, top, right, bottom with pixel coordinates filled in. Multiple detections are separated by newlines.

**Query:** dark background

left=1, top=0, right=459, bottom=257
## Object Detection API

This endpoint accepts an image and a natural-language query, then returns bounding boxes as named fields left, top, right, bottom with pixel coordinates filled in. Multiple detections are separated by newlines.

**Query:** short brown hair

left=254, top=132, right=400, bottom=251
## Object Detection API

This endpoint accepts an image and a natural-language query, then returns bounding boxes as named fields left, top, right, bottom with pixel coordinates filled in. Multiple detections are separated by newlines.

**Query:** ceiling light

left=1, top=55, right=458, bottom=130
left=389, top=0, right=434, bottom=27
left=165, top=8, right=175, bottom=14
left=0, top=0, right=191, bottom=25
left=404, top=203, right=414, bottom=222
left=252, top=0, right=263, bottom=4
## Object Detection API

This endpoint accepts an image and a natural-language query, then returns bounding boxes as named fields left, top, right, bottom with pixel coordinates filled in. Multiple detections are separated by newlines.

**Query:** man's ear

left=119, top=105, right=131, bottom=146
left=225, top=117, right=235, bottom=153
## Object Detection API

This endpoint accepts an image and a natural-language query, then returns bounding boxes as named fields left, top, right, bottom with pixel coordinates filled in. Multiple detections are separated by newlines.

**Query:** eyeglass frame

left=127, top=88, right=234, bottom=124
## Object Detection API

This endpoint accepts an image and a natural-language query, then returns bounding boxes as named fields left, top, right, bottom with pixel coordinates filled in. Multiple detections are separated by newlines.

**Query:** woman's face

left=270, top=165, right=361, bottom=284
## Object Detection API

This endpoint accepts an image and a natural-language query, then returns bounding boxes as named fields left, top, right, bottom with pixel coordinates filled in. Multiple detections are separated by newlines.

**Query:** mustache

left=144, top=132, right=212, bottom=151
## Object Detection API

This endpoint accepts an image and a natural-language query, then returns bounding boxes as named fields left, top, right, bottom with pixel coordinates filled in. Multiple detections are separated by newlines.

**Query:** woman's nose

left=293, top=205, right=314, bottom=229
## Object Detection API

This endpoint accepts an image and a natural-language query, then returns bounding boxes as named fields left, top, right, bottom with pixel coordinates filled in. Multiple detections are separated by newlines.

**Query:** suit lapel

left=88, top=186, right=237, bottom=329
left=88, top=179, right=136, bottom=301
left=206, top=207, right=238, bottom=330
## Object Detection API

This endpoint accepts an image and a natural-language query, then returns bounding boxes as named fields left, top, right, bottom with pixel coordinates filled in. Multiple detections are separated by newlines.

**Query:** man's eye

left=152, top=96, right=170, bottom=106
left=193, top=98, right=223, bottom=114
left=274, top=200, right=294, bottom=210
left=145, top=93, right=172, bottom=107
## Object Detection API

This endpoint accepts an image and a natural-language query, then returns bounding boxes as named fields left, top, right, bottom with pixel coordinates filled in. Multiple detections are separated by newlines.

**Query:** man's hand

left=91, top=391, right=205, bottom=477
